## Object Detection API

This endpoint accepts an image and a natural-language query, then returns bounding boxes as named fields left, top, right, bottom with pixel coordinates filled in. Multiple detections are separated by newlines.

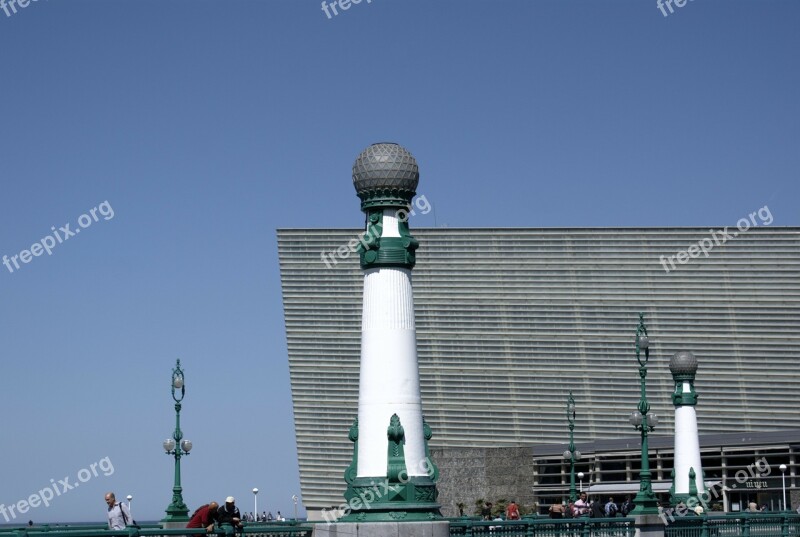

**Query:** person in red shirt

left=187, top=502, right=220, bottom=532
left=506, top=501, right=520, bottom=520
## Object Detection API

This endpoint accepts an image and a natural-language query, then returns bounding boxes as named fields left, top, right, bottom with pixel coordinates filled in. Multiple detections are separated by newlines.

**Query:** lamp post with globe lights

left=578, top=472, right=584, bottom=493
left=629, top=313, right=659, bottom=516
left=563, top=392, right=582, bottom=502
left=127, top=495, right=133, bottom=520
left=292, top=495, right=298, bottom=521
left=780, top=465, right=787, bottom=511
left=162, top=359, right=192, bottom=524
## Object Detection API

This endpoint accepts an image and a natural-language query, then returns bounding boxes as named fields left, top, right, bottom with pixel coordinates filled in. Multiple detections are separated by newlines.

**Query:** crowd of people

left=241, top=511, right=284, bottom=522
left=547, top=493, right=635, bottom=519
left=103, top=492, right=286, bottom=531
left=747, top=502, right=771, bottom=512
left=185, top=497, right=286, bottom=531
left=476, top=494, right=634, bottom=521
left=479, top=501, right=522, bottom=521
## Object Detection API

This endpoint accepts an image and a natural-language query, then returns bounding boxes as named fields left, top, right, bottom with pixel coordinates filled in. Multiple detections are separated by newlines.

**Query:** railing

left=663, top=512, right=800, bottom=537
left=449, top=513, right=800, bottom=537
left=0, top=526, right=165, bottom=534
left=447, top=517, right=635, bottom=537
left=0, top=524, right=313, bottom=537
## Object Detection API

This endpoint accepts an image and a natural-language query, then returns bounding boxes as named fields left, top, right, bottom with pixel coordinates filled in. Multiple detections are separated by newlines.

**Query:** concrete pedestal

left=314, top=521, right=450, bottom=537
left=161, top=521, right=190, bottom=529
left=634, top=515, right=665, bottom=537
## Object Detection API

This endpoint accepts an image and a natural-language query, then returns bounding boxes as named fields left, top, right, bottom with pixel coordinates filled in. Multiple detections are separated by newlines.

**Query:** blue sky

left=0, top=0, right=797, bottom=524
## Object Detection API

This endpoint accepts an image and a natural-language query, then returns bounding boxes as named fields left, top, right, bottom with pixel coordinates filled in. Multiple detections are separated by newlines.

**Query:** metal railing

left=663, top=512, right=800, bottom=537
left=0, top=524, right=313, bottom=537
left=447, top=517, right=635, bottom=537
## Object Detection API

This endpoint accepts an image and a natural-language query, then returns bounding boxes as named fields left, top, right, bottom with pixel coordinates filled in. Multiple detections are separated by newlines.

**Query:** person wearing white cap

left=217, top=496, right=242, bottom=528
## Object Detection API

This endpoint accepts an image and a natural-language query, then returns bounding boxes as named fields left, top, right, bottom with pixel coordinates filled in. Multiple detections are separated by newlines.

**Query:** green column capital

left=358, top=208, right=419, bottom=270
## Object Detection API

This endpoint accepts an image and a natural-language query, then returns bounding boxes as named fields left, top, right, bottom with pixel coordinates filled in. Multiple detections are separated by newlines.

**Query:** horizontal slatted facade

left=277, top=227, right=800, bottom=511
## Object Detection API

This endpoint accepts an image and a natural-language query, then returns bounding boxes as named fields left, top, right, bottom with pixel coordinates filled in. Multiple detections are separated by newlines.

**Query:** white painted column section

left=356, top=209, right=427, bottom=478
left=674, top=383, right=705, bottom=495
left=381, top=209, right=401, bottom=238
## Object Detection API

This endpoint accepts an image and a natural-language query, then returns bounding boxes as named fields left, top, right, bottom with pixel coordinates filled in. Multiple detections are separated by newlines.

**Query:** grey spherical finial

left=669, top=351, right=698, bottom=376
left=352, top=143, right=419, bottom=207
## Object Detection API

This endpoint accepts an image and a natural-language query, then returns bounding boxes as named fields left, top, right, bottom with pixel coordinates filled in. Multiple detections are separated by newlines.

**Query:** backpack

left=621, top=501, right=632, bottom=516
left=605, top=502, right=618, bottom=517
left=116, top=502, right=137, bottom=527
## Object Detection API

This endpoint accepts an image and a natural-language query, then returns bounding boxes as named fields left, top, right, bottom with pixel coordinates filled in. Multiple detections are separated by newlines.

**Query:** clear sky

left=0, top=0, right=797, bottom=525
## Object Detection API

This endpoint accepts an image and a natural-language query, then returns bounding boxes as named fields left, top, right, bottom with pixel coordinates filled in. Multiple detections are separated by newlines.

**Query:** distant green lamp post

left=629, top=313, right=660, bottom=516
left=162, top=359, right=193, bottom=523
left=562, top=392, right=582, bottom=502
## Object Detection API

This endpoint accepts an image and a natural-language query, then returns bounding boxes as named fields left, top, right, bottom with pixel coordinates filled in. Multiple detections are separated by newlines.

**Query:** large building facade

left=277, top=226, right=800, bottom=517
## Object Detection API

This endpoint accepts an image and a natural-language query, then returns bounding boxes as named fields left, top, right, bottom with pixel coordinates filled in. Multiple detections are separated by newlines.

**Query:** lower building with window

left=529, top=430, right=800, bottom=515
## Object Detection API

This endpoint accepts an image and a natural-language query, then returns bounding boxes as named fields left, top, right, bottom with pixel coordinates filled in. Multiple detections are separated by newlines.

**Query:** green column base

left=340, top=476, right=442, bottom=522
left=631, top=488, right=660, bottom=516
left=669, top=492, right=700, bottom=509
left=161, top=503, right=190, bottom=523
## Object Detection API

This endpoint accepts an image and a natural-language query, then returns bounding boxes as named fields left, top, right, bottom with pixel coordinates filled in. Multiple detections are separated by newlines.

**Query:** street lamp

left=127, top=495, right=133, bottom=520
left=629, top=313, right=659, bottom=516
left=162, top=359, right=192, bottom=523
left=563, top=392, right=582, bottom=501
left=780, top=464, right=787, bottom=511
left=292, top=494, right=299, bottom=520
left=253, top=488, right=259, bottom=521
left=578, top=472, right=585, bottom=493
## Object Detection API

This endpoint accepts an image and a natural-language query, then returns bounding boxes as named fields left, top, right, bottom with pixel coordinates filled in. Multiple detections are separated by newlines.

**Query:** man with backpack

left=604, top=497, right=618, bottom=517
left=620, top=496, right=634, bottom=517
left=104, top=492, right=133, bottom=530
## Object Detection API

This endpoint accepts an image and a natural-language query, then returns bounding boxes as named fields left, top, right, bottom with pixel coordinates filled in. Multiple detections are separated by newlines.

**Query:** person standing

left=620, top=496, right=634, bottom=516
left=218, top=497, right=243, bottom=527
left=590, top=498, right=605, bottom=518
left=549, top=502, right=565, bottom=519
left=105, top=492, right=133, bottom=530
left=506, top=500, right=520, bottom=520
left=604, top=497, right=618, bottom=517
left=573, top=492, right=590, bottom=517
left=187, top=502, right=219, bottom=532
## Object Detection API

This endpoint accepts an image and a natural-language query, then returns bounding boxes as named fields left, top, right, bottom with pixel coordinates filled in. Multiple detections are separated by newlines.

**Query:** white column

left=356, top=210, right=427, bottom=478
left=674, top=383, right=705, bottom=495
